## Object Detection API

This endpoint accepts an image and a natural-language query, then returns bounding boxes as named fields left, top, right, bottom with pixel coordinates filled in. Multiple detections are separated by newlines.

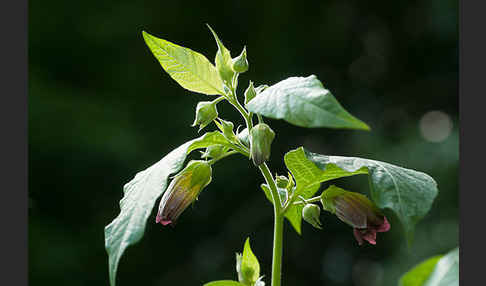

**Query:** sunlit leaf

left=142, top=31, right=224, bottom=95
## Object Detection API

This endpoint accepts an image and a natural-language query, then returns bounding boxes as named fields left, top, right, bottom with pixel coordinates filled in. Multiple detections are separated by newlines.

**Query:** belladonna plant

left=104, top=26, right=440, bottom=286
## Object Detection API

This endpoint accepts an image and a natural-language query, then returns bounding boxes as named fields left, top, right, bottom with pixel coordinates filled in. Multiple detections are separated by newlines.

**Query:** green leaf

left=284, top=148, right=367, bottom=199
left=246, top=75, right=370, bottom=130
left=104, top=132, right=233, bottom=286
left=285, top=147, right=438, bottom=244
left=399, top=248, right=459, bottom=286
left=207, top=25, right=235, bottom=87
left=203, top=281, right=246, bottom=286
left=261, top=183, right=320, bottom=235
left=142, top=31, right=224, bottom=95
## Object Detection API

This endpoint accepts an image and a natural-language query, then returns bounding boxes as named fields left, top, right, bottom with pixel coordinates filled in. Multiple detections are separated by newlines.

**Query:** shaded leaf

left=105, top=132, right=234, bottom=286
left=399, top=248, right=459, bottom=286
left=246, top=75, right=369, bottom=129
left=142, top=31, right=224, bottom=95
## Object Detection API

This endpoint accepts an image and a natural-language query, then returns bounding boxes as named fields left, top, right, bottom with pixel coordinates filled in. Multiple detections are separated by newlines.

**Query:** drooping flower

left=321, top=185, right=390, bottom=245
left=156, top=160, right=212, bottom=226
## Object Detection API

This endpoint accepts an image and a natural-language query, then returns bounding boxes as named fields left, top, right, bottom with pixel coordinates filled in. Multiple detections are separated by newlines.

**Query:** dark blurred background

left=29, top=0, right=458, bottom=285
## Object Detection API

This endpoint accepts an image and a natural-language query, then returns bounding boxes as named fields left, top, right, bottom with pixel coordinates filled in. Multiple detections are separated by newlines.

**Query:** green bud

left=156, top=160, right=212, bottom=226
left=237, top=127, right=250, bottom=147
left=244, top=81, right=257, bottom=105
left=302, top=204, right=322, bottom=229
left=200, top=145, right=228, bottom=159
left=192, top=101, right=218, bottom=131
left=250, top=123, right=275, bottom=166
left=275, top=175, right=289, bottom=189
left=232, top=46, right=249, bottom=73
left=216, top=119, right=238, bottom=142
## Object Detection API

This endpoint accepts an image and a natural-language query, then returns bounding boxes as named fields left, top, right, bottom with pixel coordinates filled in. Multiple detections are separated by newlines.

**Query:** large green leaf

left=104, top=132, right=233, bottom=286
left=203, top=281, right=246, bottom=286
left=285, top=147, right=438, bottom=244
left=246, top=75, right=370, bottom=130
left=142, top=31, right=224, bottom=95
left=399, top=247, right=459, bottom=286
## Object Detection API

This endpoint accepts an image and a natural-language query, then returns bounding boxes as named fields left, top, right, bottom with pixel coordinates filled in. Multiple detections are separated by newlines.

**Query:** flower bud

left=321, top=186, right=390, bottom=245
left=244, top=81, right=257, bottom=105
left=156, top=160, right=212, bottom=226
left=302, top=204, right=322, bottom=229
left=232, top=46, right=249, bottom=73
left=275, top=175, right=289, bottom=189
left=192, top=101, right=218, bottom=131
left=237, top=127, right=250, bottom=147
left=250, top=123, right=275, bottom=166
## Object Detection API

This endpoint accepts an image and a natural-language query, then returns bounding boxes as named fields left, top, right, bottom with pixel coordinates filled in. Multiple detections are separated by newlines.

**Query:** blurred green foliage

left=29, top=0, right=458, bottom=285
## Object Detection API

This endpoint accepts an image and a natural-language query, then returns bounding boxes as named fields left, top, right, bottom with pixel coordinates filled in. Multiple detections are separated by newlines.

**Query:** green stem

left=258, top=163, right=283, bottom=286
left=271, top=213, right=284, bottom=286
left=291, top=196, right=321, bottom=205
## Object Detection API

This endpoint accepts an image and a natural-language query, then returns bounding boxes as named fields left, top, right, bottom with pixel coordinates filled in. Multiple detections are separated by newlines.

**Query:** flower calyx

left=249, top=123, right=275, bottom=166
left=232, top=46, right=249, bottom=73
left=192, top=101, right=218, bottom=131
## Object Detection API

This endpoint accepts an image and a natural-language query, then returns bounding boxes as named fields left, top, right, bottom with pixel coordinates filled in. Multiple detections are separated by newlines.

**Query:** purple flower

left=322, top=186, right=390, bottom=245
left=156, top=160, right=212, bottom=226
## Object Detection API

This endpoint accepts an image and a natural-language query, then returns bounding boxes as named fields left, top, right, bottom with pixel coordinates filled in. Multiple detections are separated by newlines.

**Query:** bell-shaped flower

left=156, top=160, right=212, bottom=226
left=321, top=186, right=390, bottom=245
